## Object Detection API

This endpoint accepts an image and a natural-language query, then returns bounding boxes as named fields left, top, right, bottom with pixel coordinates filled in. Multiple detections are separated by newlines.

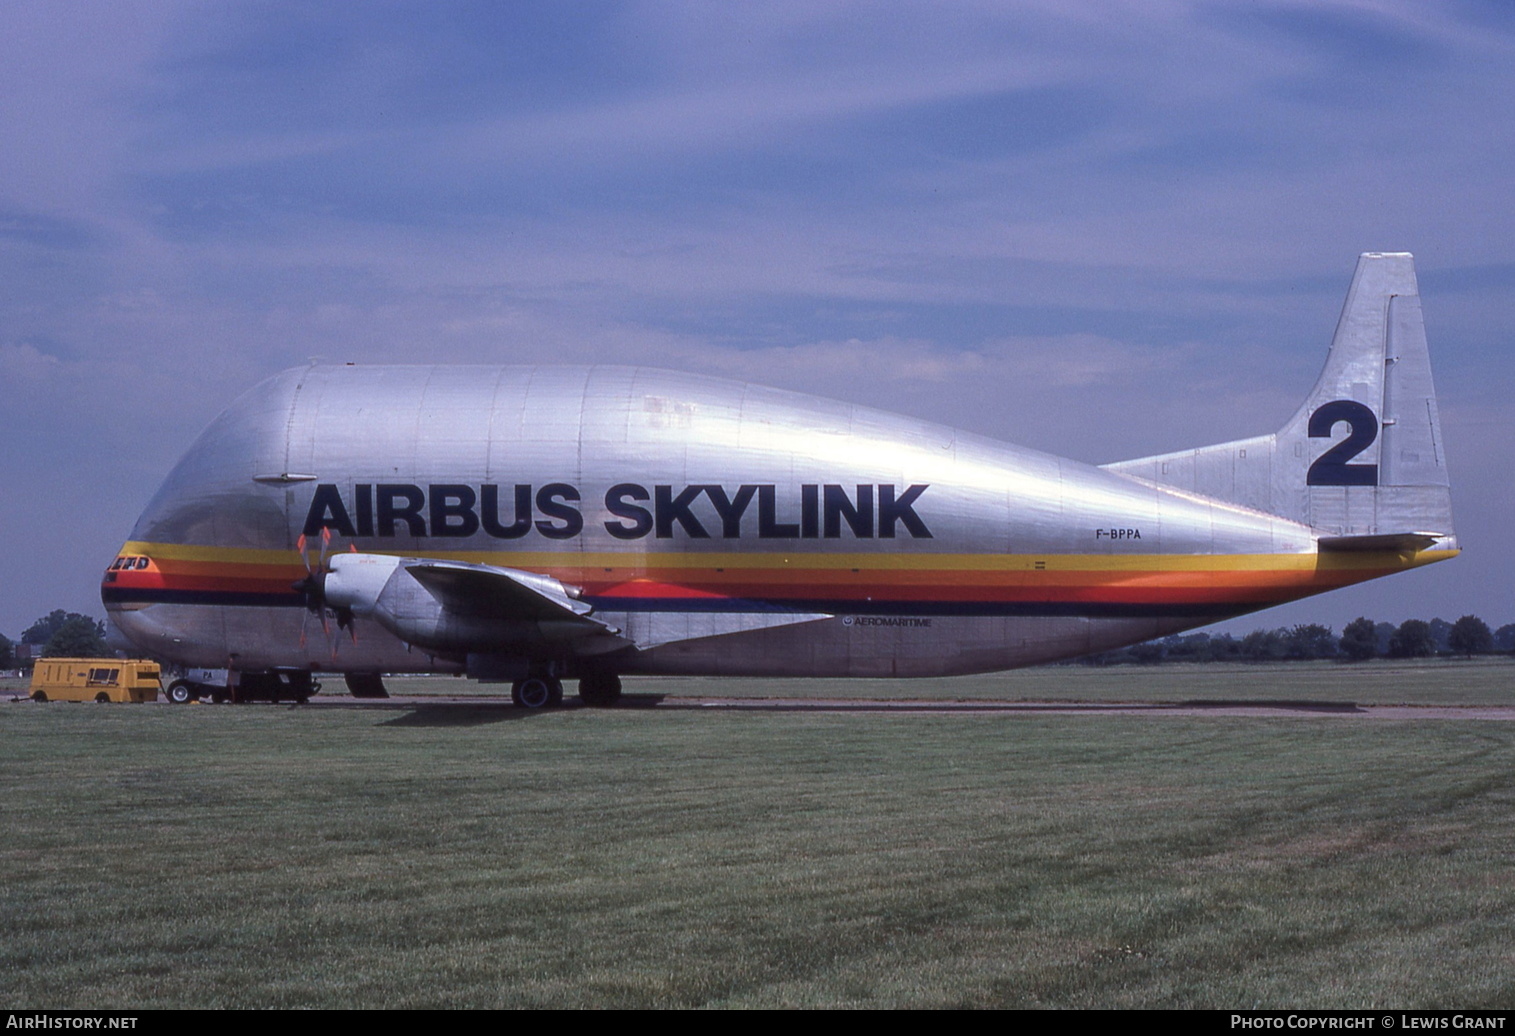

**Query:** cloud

left=0, top=341, right=64, bottom=381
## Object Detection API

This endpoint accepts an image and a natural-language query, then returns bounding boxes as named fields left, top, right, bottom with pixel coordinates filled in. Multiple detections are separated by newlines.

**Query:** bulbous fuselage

left=103, top=365, right=1366, bottom=677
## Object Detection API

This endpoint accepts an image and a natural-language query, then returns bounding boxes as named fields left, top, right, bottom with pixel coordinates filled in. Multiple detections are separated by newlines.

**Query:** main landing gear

left=577, top=672, right=622, bottom=708
left=506, top=673, right=622, bottom=708
left=511, top=676, right=563, bottom=709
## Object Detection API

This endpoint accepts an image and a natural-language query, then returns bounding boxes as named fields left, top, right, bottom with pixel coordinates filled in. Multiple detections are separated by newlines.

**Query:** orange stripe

left=112, top=541, right=1451, bottom=608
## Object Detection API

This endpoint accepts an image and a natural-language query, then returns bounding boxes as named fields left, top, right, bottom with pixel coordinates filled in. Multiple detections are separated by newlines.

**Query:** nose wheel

left=511, top=677, right=563, bottom=709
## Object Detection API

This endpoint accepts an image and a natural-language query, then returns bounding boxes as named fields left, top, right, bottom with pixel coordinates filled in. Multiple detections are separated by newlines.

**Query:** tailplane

left=1103, top=252, right=1455, bottom=548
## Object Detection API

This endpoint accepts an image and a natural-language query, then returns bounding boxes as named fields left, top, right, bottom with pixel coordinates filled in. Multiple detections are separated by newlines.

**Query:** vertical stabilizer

left=1103, top=253, right=1455, bottom=547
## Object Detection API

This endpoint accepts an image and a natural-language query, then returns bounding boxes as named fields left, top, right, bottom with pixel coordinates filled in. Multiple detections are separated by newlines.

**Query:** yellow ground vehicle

left=29, top=658, right=161, bottom=703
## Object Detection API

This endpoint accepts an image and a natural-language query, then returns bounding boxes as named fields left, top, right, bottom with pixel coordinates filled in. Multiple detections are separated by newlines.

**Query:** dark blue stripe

left=103, top=586, right=1247, bottom=619
left=102, top=587, right=305, bottom=608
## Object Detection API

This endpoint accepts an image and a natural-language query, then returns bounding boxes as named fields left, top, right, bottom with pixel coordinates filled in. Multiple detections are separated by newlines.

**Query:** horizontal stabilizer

left=1317, top=532, right=1444, bottom=553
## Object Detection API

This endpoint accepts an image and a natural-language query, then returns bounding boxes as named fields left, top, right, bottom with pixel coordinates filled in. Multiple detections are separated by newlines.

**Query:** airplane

left=103, top=252, right=1456, bottom=706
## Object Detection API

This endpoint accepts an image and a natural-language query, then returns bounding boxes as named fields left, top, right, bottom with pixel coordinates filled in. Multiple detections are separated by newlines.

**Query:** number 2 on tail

left=1306, top=400, right=1379, bottom=486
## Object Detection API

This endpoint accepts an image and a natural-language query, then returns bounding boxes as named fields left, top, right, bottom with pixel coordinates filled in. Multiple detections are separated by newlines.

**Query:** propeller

left=293, top=528, right=358, bottom=656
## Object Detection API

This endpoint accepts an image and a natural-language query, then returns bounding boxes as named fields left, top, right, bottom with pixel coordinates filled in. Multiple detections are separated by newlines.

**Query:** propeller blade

left=291, top=527, right=357, bottom=659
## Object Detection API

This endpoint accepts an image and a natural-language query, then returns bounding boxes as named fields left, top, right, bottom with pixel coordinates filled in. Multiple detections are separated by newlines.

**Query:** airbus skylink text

left=302, top=482, right=933, bottom=541
left=1231, top=1018, right=1505, bottom=1029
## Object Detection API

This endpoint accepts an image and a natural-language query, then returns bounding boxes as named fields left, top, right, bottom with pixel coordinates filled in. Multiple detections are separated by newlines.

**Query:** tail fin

left=1103, top=252, right=1455, bottom=547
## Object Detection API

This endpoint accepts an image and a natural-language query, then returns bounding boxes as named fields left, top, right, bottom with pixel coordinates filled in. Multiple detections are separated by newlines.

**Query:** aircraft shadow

left=378, top=704, right=528, bottom=728
left=375, top=693, right=667, bottom=727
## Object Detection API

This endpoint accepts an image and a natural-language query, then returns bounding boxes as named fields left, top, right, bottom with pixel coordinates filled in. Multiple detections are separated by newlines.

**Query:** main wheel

left=166, top=681, right=195, bottom=704
left=511, top=677, right=561, bottom=709
left=578, top=672, right=622, bottom=707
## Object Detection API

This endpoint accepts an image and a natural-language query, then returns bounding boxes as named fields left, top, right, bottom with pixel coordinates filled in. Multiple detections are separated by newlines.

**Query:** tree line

left=0, top=610, right=109, bottom=668
left=1081, top=615, right=1511, bottom=666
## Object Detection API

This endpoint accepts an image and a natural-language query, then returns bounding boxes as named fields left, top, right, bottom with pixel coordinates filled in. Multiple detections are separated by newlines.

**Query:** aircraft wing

left=327, top=553, right=831, bottom=655
left=584, top=576, right=832, bottom=651
left=599, top=605, right=834, bottom=652
left=401, top=559, right=597, bottom=622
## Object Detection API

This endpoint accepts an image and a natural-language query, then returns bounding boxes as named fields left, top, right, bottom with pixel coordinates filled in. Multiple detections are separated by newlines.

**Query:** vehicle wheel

left=30, top=690, right=46, bottom=702
left=282, top=672, right=316, bottom=704
left=95, top=692, right=110, bottom=703
left=166, top=681, right=195, bottom=704
left=511, top=677, right=556, bottom=709
left=211, top=689, right=229, bottom=703
left=578, top=672, right=622, bottom=707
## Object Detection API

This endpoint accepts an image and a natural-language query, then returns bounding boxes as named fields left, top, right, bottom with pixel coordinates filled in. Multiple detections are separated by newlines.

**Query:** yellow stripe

left=121, top=540, right=1457, bottom=574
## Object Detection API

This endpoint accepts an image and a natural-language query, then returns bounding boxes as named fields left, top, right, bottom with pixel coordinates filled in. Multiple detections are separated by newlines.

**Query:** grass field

left=372, top=655, right=1515, bottom=707
left=654, top=655, right=1515, bottom=706
left=4, top=660, right=1515, bottom=1008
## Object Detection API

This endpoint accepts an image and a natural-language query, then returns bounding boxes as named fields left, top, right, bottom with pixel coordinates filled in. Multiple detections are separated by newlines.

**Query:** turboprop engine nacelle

left=322, top=553, right=406, bottom=622
left=323, top=553, right=616, bottom=656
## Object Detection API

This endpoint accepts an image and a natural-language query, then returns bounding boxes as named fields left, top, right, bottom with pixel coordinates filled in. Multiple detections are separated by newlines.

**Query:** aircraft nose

left=107, top=607, right=165, bottom=654
left=106, top=606, right=191, bottom=660
left=103, top=617, right=136, bottom=656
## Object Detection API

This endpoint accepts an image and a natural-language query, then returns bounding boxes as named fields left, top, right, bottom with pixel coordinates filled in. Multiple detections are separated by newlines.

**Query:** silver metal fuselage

left=103, top=364, right=1424, bottom=678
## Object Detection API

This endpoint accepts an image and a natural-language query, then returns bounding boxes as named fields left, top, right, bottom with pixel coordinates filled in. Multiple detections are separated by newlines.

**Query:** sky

left=1, top=0, right=1511, bottom=642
